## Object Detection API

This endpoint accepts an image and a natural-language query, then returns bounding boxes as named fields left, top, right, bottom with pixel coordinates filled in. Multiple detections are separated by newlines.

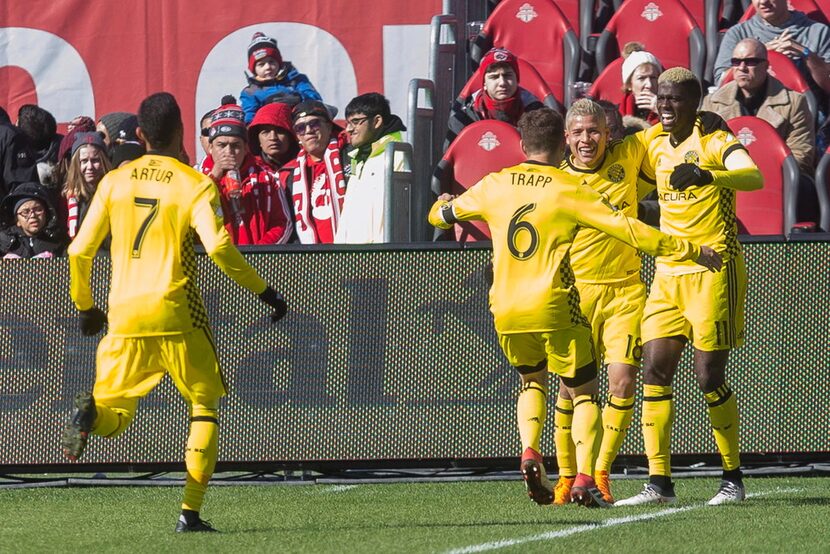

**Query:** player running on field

left=616, top=68, right=762, bottom=507
left=552, top=98, right=655, bottom=505
left=428, top=108, right=722, bottom=508
left=61, top=92, right=288, bottom=533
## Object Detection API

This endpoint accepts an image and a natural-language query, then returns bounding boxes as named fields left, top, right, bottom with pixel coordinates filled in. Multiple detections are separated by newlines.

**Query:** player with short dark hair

left=61, top=91, right=288, bottom=532
left=616, top=68, right=763, bottom=507
left=428, top=107, right=722, bottom=507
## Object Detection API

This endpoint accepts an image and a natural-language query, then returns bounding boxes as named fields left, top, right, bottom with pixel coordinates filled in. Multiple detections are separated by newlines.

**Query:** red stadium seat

left=726, top=116, right=799, bottom=235
left=740, top=0, right=828, bottom=25
left=812, top=147, right=830, bottom=231
left=431, top=120, right=525, bottom=242
left=587, top=57, right=626, bottom=107
left=470, top=0, right=580, bottom=107
left=595, top=0, right=706, bottom=81
left=719, top=50, right=819, bottom=123
left=457, top=58, right=559, bottom=111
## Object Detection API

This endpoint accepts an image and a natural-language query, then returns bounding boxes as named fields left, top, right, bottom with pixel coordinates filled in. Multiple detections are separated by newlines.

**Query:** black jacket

left=0, top=182, right=68, bottom=258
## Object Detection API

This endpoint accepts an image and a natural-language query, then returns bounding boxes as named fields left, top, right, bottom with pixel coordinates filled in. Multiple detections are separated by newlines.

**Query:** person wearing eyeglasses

left=0, top=181, right=68, bottom=259
left=283, top=100, right=349, bottom=244
left=334, top=93, right=406, bottom=244
left=704, top=38, right=815, bottom=176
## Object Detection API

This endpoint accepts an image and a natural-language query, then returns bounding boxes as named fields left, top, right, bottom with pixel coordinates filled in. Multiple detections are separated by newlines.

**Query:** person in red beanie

left=248, top=102, right=299, bottom=175
left=201, top=95, right=291, bottom=245
left=239, top=32, right=322, bottom=124
left=445, top=47, right=544, bottom=147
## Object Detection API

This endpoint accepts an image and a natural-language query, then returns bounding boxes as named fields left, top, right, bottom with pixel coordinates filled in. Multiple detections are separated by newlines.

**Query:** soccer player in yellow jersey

left=553, top=99, right=654, bottom=505
left=61, top=93, right=288, bottom=532
left=616, top=68, right=763, bottom=507
left=428, top=108, right=722, bottom=507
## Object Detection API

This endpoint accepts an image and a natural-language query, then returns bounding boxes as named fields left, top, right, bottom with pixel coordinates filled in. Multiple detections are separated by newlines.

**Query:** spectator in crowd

left=110, top=115, right=147, bottom=168
left=201, top=96, right=292, bottom=245
left=248, top=101, right=299, bottom=177
left=334, top=93, right=406, bottom=244
left=17, top=105, right=62, bottom=186
left=96, top=112, right=133, bottom=150
left=595, top=99, right=625, bottom=140
left=240, top=32, right=322, bottom=124
left=713, top=0, right=830, bottom=108
left=196, top=109, right=214, bottom=170
left=282, top=100, right=348, bottom=244
left=445, top=47, right=543, bottom=147
left=51, top=118, right=97, bottom=192
left=620, top=42, right=662, bottom=126
left=62, top=132, right=112, bottom=239
left=0, top=108, right=38, bottom=200
left=703, top=38, right=815, bottom=174
left=67, top=115, right=95, bottom=133
left=0, top=181, right=68, bottom=258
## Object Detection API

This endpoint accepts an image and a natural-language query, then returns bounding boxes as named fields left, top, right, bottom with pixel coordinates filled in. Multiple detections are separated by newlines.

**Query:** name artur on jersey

left=510, top=172, right=552, bottom=187
left=131, top=167, right=174, bottom=184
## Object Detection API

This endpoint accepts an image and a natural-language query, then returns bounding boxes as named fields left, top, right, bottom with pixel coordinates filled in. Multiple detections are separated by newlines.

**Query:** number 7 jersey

left=69, top=154, right=267, bottom=337
left=432, top=161, right=699, bottom=334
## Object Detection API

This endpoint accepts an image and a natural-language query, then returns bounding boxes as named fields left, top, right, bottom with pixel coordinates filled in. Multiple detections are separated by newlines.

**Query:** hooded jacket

left=0, top=181, right=69, bottom=258
left=240, top=62, right=322, bottom=124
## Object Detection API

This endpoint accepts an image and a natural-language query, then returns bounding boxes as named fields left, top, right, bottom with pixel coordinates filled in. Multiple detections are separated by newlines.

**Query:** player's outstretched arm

left=708, top=147, right=763, bottom=191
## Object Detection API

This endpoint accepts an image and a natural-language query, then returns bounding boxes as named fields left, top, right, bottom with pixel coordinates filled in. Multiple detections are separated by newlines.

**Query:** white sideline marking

left=445, top=487, right=801, bottom=554
left=323, top=485, right=358, bottom=493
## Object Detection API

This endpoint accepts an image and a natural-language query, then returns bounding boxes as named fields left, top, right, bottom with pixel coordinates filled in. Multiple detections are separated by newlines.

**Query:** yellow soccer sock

left=642, top=384, right=674, bottom=477
left=182, top=406, right=219, bottom=513
left=596, top=394, right=635, bottom=473
left=554, top=396, right=576, bottom=477
left=516, top=381, right=547, bottom=452
left=705, top=384, right=741, bottom=471
left=92, top=404, right=133, bottom=438
left=571, top=394, right=602, bottom=477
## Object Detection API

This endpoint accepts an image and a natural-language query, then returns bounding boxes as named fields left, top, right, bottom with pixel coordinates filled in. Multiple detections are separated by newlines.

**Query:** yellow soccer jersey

left=429, top=161, right=699, bottom=334
left=641, top=116, right=762, bottom=273
left=562, top=133, right=654, bottom=283
left=69, top=154, right=268, bottom=337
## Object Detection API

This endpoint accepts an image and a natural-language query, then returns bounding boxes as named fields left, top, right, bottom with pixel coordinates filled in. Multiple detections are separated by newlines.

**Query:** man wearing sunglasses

left=704, top=38, right=815, bottom=175
left=334, top=93, right=406, bottom=244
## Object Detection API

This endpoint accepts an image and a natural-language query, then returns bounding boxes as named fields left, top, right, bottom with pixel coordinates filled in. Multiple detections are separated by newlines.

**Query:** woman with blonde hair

left=620, top=42, right=663, bottom=125
left=62, top=132, right=112, bottom=239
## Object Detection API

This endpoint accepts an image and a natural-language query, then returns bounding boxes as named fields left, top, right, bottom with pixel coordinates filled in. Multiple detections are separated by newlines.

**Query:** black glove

left=669, top=163, right=713, bottom=191
left=259, top=286, right=288, bottom=322
left=79, top=306, right=107, bottom=336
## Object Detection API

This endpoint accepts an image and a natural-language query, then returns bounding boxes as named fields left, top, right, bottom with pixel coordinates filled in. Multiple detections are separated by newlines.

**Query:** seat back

left=595, top=0, right=706, bottom=81
left=587, top=57, right=626, bottom=107
left=812, top=146, right=830, bottom=231
left=740, top=0, right=828, bottom=24
left=431, top=120, right=525, bottom=242
left=727, top=116, right=799, bottom=234
left=457, top=58, right=559, bottom=111
left=471, top=0, right=580, bottom=106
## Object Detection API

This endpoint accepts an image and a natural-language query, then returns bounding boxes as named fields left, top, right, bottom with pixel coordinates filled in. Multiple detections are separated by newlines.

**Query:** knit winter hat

left=97, top=112, right=133, bottom=142
left=480, top=48, right=520, bottom=84
left=111, top=116, right=146, bottom=166
left=209, top=95, right=247, bottom=142
left=71, top=131, right=107, bottom=158
left=248, top=32, right=282, bottom=73
left=621, top=50, right=662, bottom=87
left=59, top=118, right=97, bottom=161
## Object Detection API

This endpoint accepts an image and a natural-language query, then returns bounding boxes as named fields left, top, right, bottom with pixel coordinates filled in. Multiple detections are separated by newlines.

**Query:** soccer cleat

left=615, top=483, right=677, bottom=506
left=61, top=391, right=97, bottom=461
left=708, top=480, right=745, bottom=506
left=553, top=476, right=575, bottom=505
left=569, top=473, right=610, bottom=508
left=520, top=447, right=554, bottom=505
left=594, top=470, right=615, bottom=504
left=175, top=515, right=218, bottom=533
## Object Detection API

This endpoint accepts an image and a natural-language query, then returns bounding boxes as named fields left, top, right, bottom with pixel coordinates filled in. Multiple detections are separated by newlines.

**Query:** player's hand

left=695, top=245, right=722, bottom=272
left=670, top=163, right=713, bottom=191
left=79, top=306, right=107, bottom=336
left=259, top=286, right=288, bottom=322
left=437, top=193, right=455, bottom=203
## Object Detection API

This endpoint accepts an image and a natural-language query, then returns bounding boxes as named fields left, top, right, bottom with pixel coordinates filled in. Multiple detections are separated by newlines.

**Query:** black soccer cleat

left=175, top=515, right=219, bottom=533
left=61, top=391, right=97, bottom=461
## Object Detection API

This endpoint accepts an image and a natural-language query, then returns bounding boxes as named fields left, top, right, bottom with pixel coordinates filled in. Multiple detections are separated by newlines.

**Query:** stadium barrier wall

left=1, top=240, right=828, bottom=472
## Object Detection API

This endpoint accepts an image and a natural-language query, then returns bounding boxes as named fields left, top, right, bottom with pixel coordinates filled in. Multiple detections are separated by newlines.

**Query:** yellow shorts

left=577, top=277, right=646, bottom=367
left=92, top=328, right=226, bottom=407
left=498, top=324, right=596, bottom=378
left=641, top=256, right=746, bottom=351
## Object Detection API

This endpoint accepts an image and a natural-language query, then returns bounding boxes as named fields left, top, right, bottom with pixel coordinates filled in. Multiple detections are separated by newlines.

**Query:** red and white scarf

left=66, top=195, right=80, bottom=238
left=291, top=139, right=346, bottom=244
left=473, top=89, right=525, bottom=125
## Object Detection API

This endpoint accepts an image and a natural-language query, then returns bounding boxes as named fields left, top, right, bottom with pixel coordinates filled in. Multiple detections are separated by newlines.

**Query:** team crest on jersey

left=684, top=151, right=700, bottom=164
left=606, top=163, right=625, bottom=183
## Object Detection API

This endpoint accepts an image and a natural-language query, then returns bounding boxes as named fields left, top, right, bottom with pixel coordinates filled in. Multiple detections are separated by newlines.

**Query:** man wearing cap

left=201, top=96, right=291, bottom=245
left=282, top=100, right=349, bottom=244
left=445, top=47, right=544, bottom=148
left=239, top=31, right=322, bottom=124
left=334, top=92, right=406, bottom=244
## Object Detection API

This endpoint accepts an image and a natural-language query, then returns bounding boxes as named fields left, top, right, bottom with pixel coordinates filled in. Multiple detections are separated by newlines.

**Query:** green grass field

left=1, top=475, right=828, bottom=553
